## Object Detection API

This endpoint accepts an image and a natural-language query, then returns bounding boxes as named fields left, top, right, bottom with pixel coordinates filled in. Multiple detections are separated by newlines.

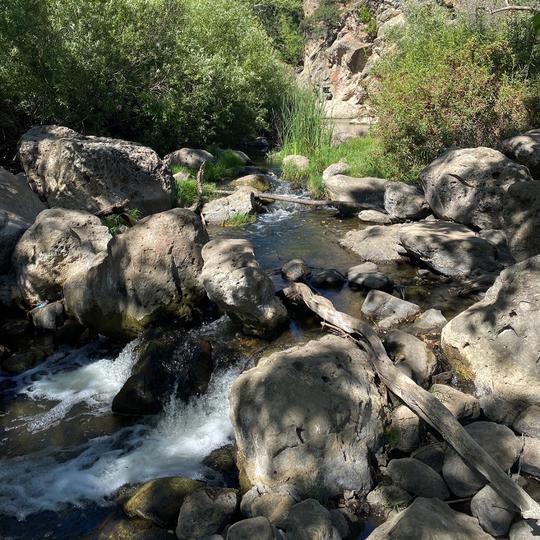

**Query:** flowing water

left=0, top=168, right=476, bottom=539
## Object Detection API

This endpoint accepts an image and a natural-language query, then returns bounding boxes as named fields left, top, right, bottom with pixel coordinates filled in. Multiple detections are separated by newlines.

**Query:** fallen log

left=282, top=282, right=540, bottom=521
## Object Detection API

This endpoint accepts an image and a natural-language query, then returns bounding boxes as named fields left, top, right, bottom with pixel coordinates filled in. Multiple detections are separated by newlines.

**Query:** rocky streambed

left=0, top=125, right=540, bottom=539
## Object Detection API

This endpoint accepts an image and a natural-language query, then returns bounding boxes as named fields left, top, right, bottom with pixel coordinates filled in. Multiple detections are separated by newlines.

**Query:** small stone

left=387, top=458, right=449, bottom=499
left=430, top=384, right=480, bottom=420
left=286, top=499, right=341, bottom=540
left=410, top=443, right=446, bottom=473
left=361, top=291, right=420, bottom=330
left=281, top=259, right=311, bottom=282
left=322, top=162, right=350, bottom=181
left=231, top=174, right=272, bottom=192
left=471, top=484, right=515, bottom=537
left=522, top=436, right=540, bottom=478
left=29, top=301, right=65, bottom=331
left=384, top=181, right=429, bottom=221
left=164, top=147, right=214, bottom=169
left=310, top=269, right=346, bottom=289
left=366, top=485, right=412, bottom=518
left=240, top=486, right=297, bottom=529
left=388, top=405, right=420, bottom=453
left=514, top=405, right=540, bottom=438
left=358, top=210, right=393, bottom=224
left=226, top=517, right=275, bottom=540
left=348, top=264, right=394, bottom=293
left=410, top=308, right=448, bottom=335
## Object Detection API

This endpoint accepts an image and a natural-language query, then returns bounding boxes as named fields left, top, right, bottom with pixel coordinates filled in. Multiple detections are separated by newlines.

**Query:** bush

left=371, top=4, right=540, bottom=178
left=0, top=0, right=288, bottom=163
left=301, top=0, right=344, bottom=38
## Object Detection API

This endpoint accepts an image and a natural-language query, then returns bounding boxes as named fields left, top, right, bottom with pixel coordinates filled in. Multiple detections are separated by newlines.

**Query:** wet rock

left=201, top=239, right=287, bottom=338
left=176, top=487, right=238, bottom=540
left=503, top=180, right=540, bottom=261
left=399, top=221, right=499, bottom=278
left=202, top=444, right=238, bottom=482
left=386, top=458, right=449, bottom=499
left=420, top=146, right=532, bottom=230
left=502, top=128, right=540, bottom=179
left=112, top=325, right=213, bottom=415
left=13, top=208, right=111, bottom=306
left=29, top=301, right=65, bottom=331
left=229, top=335, right=385, bottom=499
left=509, top=519, right=540, bottom=539
left=522, top=436, right=540, bottom=477
left=0, top=167, right=46, bottom=273
left=357, top=209, right=393, bottom=224
left=0, top=273, right=20, bottom=309
left=1, top=335, right=54, bottom=374
left=322, top=162, right=350, bottom=181
left=226, top=517, right=276, bottom=540
left=65, top=208, right=208, bottom=339
left=202, top=190, right=259, bottom=225
left=164, top=147, right=214, bottom=170
left=95, top=512, right=175, bottom=540
left=367, top=497, right=492, bottom=539
left=441, top=255, right=540, bottom=424
left=281, top=259, right=311, bottom=282
left=287, top=499, right=341, bottom=540
left=283, top=155, right=310, bottom=173
left=430, top=384, right=480, bottom=421
left=325, top=175, right=388, bottom=208
left=310, top=269, right=346, bottom=289
left=388, top=405, right=420, bottom=453
left=514, top=405, right=540, bottom=438
left=231, top=174, right=272, bottom=192
left=410, top=309, right=447, bottom=335
left=329, top=509, right=349, bottom=539
left=122, top=476, right=202, bottom=528
left=384, top=330, right=436, bottom=386
left=470, top=484, right=515, bottom=537
left=240, top=486, right=298, bottom=529
left=442, top=421, right=520, bottom=496
left=348, top=263, right=393, bottom=293
left=366, top=484, right=412, bottom=518
left=411, top=443, right=446, bottom=473
left=361, top=291, right=420, bottom=330
left=19, top=125, right=174, bottom=216
left=341, top=224, right=410, bottom=263
left=384, top=181, right=429, bottom=221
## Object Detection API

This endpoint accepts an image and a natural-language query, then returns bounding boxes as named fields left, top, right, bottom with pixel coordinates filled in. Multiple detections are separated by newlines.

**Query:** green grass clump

left=204, top=148, right=246, bottom=182
left=358, top=6, right=377, bottom=37
left=176, top=179, right=216, bottom=206
left=170, top=164, right=193, bottom=178
left=223, top=212, right=256, bottom=227
left=101, top=208, right=141, bottom=235
left=281, top=160, right=309, bottom=185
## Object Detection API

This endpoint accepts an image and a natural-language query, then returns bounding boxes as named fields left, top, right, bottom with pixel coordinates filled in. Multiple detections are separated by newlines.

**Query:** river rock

left=357, top=209, right=393, bottom=224
left=226, top=517, right=275, bottom=540
left=281, top=259, right=311, bottom=282
left=411, top=443, right=446, bottom=473
left=442, top=421, right=520, bottom=496
left=29, top=301, right=65, bottom=331
left=176, top=487, right=238, bottom=540
left=502, top=128, right=540, bottom=179
left=509, top=519, right=540, bottom=540
left=366, top=485, right=412, bottom=518
left=19, top=125, right=174, bottom=216
left=478, top=228, right=515, bottom=265
left=231, top=174, right=272, bottom=192
left=384, top=330, right=436, bottom=386
left=420, top=146, right=532, bottom=230
left=514, top=405, right=540, bottom=438
left=367, top=497, right=493, bottom=539
left=95, top=513, right=175, bottom=540
left=13, top=208, right=111, bottom=306
left=341, top=224, right=410, bottom=263
left=310, top=269, right=346, bottom=288
left=386, top=458, right=450, bottom=499
left=410, top=308, right=447, bottom=335
left=384, top=181, right=429, bottom=221
left=388, top=405, right=420, bottom=453
left=286, top=499, right=341, bottom=540
left=229, top=335, right=385, bottom=500
left=361, top=291, right=420, bottom=330
left=202, top=190, right=258, bottom=225
left=325, top=175, right=388, bottom=208
left=441, top=255, right=540, bottom=424
left=503, top=180, right=540, bottom=261
left=122, top=476, right=202, bottom=528
left=522, top=436, right=540, bottom=477
left=240, top=485, right=298, bottom=529
left=322, top=162, right=350, bottom=181
left=164, top=147, right=214, bottom=169
left=64, top=208, right=207, bottom=339
left=283, top=155, right=310, bottom=173
left=470, top=484, right=515, bottom=537
left=348, top=263, right=394, bottom=292
left=0, top=168, right=46, bottom=274
left=399, top=221, right=499, bottom=278
left=201, top=239, right=287, bottom=338
left=430, top=384, right=480, bottom=421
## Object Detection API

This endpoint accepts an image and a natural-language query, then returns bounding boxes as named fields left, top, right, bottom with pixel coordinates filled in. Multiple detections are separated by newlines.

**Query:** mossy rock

left=231, top=174, right=272, bottom=192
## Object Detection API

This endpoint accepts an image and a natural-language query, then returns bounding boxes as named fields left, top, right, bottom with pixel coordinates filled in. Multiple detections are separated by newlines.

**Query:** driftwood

left=282, top=282, right=540, bottom=521
left=95, top=198, right=130, bottom=217
left=189, top=162, right=206, bottom=217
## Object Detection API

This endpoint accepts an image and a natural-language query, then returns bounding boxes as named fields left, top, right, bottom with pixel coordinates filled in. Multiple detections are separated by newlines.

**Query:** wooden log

left=282, top=282, right=540, bottom=520
left=95, top=198, right=130, bottom=217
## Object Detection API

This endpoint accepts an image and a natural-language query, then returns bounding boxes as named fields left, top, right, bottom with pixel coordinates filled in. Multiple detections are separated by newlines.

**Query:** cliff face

left=300, top=0, right=405, bottom=120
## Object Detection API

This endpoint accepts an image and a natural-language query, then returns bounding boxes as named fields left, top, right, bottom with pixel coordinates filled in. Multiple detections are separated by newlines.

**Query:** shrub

left=302, top=0, right=344, bottom=38
left=371, top=4, right=540, bottom=178
left=176, top=179, right=216, bottom=206
left=358, top=5, right=377, bottom=38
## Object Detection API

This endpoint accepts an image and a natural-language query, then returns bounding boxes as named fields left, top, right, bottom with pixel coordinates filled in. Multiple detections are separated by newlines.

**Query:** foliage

left=0, top=0, right=288, bottom=163
left=371, top=4, right=540, bottom=177
left=358, top=5, right=377, bottom=38
left=204, top=148, right=246, bottom=183
left=170, top=164, right=193, bottom=178
left=175, top=179, right=216, bottom=206
left=101, top=208, right=141, bottom=235
left=223, top=212, right=256, bottom=227
left=301, top=0, right=344, bottom=38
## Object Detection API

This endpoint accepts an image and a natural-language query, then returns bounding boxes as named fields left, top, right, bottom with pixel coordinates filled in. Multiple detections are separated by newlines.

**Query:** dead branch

left=282, top=282, right=540, bottom=520
left=95, top=198, right=130, bottom=217
left=490, top=4, right=539, bottom=13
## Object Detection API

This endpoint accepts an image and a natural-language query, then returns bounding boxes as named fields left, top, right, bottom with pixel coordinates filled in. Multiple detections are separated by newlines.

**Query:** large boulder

left=503, top=180, right=540, bottom=261
left=201, top=190, right=259, bottom=225
left=229, top=335, right=385, bottom=500
left=163, top=147, right=214, bottom=170
left=399, top=221, right=499, bottom=278
left=13, top=208, right=111, bottom=306
left=64, top=208, right=208, bottom=339
left=441, top=255, right=540, bottom=423
left=502, top=129, right=540, bottom=179
left=0, top=168, right=46, bottom=274
left=201, top=239, right=287, bottom=338
left=367, top=497, right=492, bottom=539
left=325, top=175, right=389, bottom=207
left=286, top=499, right=341, bottom=540
left=420, top=147, right=532, bottom=229
left=470, top=484, right=515, bottom=537
left=361, top=291, right=420, bottom=330
left=384, top=181, right=429, bottom=221
left=386, top=458, right=449, bottom=500
left=18, top=125, right=174, bottom=216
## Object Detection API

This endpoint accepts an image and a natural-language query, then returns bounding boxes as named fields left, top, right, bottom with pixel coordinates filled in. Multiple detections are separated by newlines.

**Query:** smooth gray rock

left=509, top=519, right=540, bottom=539
left=229, top=335, right=385, bottom=500
left=176, top=487, right=238, bottom=540
left=29, top=301, right=65, bottom=331
left=386, top=458, right=449, bottom=500
left=358, top=209, right=393, bottom=224
left=226, top=517, right=275, bottom=540
left=329, top=509, right=349, bottom=539
left=310, top=269, right=346, bottom=288
left=201, top=190, right=258, bottom=225
left=322, top=162, right=350, bottom=181
left=283, top=155, right=310, bottom=172
left=478, top=228, right=514, bottom=265
left=348, top=263, right=393, bottom=292
left=366, top=484, right=412, bottom=518
left=19, top=125, right=174, bottom=216
left=361, top=291, right=420, bottom=330
left=411, top=443, right=446, bottom=473
left=201, top=239, right=287, bottom=338
left=442, top=421, right=520, bottom=496
left=282, top=259, right=311, bottom=282
left=430, top=384, right=480, bottom=421
left=240, top=486, right=298, bottom=529
left=502, top=128, right=540, bottom=179
left=384, top=329, right=436, bottom=386
left=522, top=436, right=540, bottom=477
left=231, top=174, right=272, bottom=192
left=164, top=147, right=214, bottom=169
left=384, top=181, right=429, bottom=221
left=410, top=308, right=447, bottom=335
left=325, top=175, right=388, bottom=208
left=514, top=405, right=540, bottom=438
left=420, top=146, right=532, bottom=230
left=287, top=499, right=341, bottom=540
left=441, top=255, right=540, bottom=424
left=388, top=405, right=420, bottom=453
left=367, top=497, right=493, bottom=539
left=471, top=484, right=515, bottom=537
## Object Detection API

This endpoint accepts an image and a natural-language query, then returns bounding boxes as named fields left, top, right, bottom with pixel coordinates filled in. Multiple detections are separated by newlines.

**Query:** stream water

left=0, top=168, right=476, bottom=539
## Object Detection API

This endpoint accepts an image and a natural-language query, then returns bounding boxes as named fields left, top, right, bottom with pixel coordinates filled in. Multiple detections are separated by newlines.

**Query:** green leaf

left=533, top=12, right=540, bottom=37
